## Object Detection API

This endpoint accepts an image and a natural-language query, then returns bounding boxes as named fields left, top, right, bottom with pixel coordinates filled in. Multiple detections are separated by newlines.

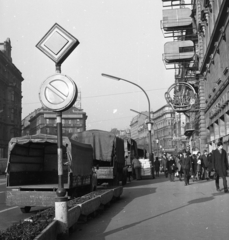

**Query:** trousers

left=183, top=169, right=190, bottom=185
left=215, top=174, right=227, bottom=190
left=134, top=167, right=141, bottom=180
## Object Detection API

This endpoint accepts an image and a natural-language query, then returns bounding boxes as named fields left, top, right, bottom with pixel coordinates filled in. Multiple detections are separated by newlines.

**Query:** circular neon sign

left=164, top=82, right=197, bottom=113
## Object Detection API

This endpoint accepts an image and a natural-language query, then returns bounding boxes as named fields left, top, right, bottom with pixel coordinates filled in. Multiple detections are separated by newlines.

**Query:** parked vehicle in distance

left=5, top=134, right=97, bottom=213
left=72, top=130, right=127, bottom=186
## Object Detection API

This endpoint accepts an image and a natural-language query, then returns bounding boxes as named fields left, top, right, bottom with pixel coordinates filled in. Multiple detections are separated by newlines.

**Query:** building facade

left=22, top=106, right=87, bottom=138
left=196, top=0, right=229, bottom=154
left=0, top=38, right=23, bottom=157
left=152, top=105, right=175, bottom=156
left=129, top=111, right=151, bottom=151
left=161, top=0, right=208, bottom=153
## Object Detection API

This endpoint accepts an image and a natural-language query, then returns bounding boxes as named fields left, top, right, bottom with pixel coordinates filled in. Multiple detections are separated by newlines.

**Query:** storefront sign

left=164, top=82, right=197, bottom=113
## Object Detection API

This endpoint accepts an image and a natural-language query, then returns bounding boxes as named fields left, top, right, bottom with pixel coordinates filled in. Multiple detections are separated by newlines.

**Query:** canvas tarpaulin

left=6, top=134, right=93, bottom=176
left=71, top=129, right=125, bottom=163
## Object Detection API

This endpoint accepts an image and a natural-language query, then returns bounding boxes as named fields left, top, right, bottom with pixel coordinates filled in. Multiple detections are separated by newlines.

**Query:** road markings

left=0, top=206, right=18, bottom=214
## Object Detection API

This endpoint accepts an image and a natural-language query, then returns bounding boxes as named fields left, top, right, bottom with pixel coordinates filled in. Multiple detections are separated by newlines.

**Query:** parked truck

left=72, top=130, right=127, bottom=186
left=5, top=134, right=97, bottom=213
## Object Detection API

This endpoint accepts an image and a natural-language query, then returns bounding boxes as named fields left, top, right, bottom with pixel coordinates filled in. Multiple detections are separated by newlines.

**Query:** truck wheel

left=20, top=206, right=31, bottom=213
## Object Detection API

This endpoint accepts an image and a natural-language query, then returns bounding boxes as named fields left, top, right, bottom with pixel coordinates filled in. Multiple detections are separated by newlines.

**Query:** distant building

left=129, top=111, right=150, bottom=152
left=152, top=105, right=175, bottom=156
left=22, top=106, right=87, bottom=138
left=0, top=38, right=23, bottom=157
left=110, top=128, right=131, bottom=139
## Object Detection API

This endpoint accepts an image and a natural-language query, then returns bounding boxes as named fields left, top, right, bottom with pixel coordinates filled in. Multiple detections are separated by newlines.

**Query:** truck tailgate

left=96, top=167, right=114, bottom=179
left=6, top=190, right=56, bottom=207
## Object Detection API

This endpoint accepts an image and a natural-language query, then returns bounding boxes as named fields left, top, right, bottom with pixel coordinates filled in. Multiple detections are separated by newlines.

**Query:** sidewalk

left=68, top=174, right=229, bottom=240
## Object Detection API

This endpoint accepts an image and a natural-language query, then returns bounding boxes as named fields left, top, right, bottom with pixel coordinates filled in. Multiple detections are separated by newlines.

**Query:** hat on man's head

left=217, top=142, right=223, bottom=147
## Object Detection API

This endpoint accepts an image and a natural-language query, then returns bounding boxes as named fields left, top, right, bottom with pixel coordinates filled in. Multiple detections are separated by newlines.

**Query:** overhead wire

left=22, top=87, right=167, bottom=105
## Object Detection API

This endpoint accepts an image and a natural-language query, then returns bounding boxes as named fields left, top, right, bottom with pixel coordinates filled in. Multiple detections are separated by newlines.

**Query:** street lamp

left=101, top=73, right=153, bottom=158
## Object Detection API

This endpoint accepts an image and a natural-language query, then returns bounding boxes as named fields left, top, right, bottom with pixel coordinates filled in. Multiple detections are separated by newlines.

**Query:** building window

left=0, top=148, right=4, bottom=158
left=11, top=91, right=14, bottom=101
left=46, top=119, right=50, bottom=124
left=11, top=109, right=14, bottom=122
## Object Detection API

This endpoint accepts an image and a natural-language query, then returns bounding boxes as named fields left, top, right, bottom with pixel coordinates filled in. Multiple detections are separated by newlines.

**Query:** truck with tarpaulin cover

left=5, top=134, right=97, bottom=213
left=72, top=130, right=127, bottom=186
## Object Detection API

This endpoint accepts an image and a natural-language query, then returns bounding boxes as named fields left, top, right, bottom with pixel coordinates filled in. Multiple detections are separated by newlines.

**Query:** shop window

left=11, top=91, right=14, bottom=101
left=11, top=109, right=14, bottom=122
left=0, top=148, right=4, bottom=158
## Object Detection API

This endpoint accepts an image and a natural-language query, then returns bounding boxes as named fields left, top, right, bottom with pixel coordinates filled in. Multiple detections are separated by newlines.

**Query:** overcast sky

left=1, top=0, right=175, bottom=131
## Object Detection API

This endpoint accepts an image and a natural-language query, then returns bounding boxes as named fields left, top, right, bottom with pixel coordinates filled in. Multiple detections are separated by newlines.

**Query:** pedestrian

left=196, top=152, right=202, bottom=180
left=161, top=153, right=168, bottom=178
left=149, top=153, right=155, bottom=179
left=201, top=150, right=209, bottom=180
left=181, top=151, right=192, bottom=186
left=154, top=157, right=160, bottom=177
left=186, top=145, right=191, bottom=156
left=175, top=154, right=182, bottom=181
left=207, top=151, right=213, bottom=179
left=132, top=156, right=141, bottom=180
left=212, top=142, right=228, bottom=193
left=167, top=155, right=176, bottom=182
left=191, top=153, right=197, bottom=181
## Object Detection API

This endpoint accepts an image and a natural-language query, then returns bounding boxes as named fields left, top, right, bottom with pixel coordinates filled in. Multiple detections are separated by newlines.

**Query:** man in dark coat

left=207, top=151, right=213, bottom=179
left=154, top=157, right=160, bottom=177
left=166, top=155, right=176, bottom=182
left=201, top=150, right=209, bottom=180
left=212, top=142, right=228, bottom=193
left=181, top=151, right=192, bottom=186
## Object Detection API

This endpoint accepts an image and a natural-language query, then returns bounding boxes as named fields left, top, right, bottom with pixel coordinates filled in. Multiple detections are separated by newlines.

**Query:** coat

left=181, top=156, right=192, bottom=170
left=167, top=159, right=176, bottom=173
left=207, top=152, right=213, bottom=171
left=161, top=156, right=168, bottom=171
left=201, top=154, right=208, bottom=168
left=212, top=149, right=228, bottom=177
left=132, top=158, right=141, bottom=169
left=154, top=160, right=160, bottom=172
left=175, top=156, right=182, bottom=171
left=196, top=156, right=202, bottom=172
left=191, top=155, right=197, bottom=174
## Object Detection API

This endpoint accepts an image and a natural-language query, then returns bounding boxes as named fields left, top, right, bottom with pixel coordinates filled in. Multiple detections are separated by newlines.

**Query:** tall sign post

left=36, top=23, right=79, bottom=239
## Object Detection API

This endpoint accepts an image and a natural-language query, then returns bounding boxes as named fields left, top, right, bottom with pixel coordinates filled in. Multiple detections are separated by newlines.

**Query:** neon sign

left=165, top=82, right=197, bottom=113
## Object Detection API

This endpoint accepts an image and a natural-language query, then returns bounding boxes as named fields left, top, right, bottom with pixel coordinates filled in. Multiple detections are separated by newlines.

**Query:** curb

left=33, top=186, right=123, bottom=239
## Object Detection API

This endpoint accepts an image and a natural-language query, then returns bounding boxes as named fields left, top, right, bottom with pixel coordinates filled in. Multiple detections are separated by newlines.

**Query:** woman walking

left=167, top=155, right=176, bottom=182
left=154, top=157, right=160, bottom=177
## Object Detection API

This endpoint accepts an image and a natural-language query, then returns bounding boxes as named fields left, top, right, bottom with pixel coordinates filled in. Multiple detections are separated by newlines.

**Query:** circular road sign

left=39, top=73, right=78, bottom=112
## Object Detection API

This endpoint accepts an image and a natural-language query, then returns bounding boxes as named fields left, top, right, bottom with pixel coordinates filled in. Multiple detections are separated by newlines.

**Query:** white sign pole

left=54, top=64, right=69, bottom=239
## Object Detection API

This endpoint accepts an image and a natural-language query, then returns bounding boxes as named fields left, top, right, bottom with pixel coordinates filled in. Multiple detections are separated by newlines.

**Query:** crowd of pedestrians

left=154, top=142, right=229, bottom=193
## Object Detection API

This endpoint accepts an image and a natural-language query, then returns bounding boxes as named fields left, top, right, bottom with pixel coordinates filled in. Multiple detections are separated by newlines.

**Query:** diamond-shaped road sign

left=36, top=23, right=79, bottom=65
left=39, top=73, right=78, bottom=112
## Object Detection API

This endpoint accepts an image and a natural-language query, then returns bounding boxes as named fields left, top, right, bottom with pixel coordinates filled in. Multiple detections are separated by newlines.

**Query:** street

left=0, top=175, right=46, bottom=232
left=69, top=174, right=229, bottom=240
